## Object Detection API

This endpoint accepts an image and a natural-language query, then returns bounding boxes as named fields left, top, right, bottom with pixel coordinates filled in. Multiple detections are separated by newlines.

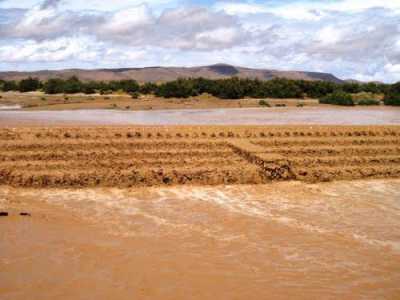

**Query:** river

left=0, top=107, right=399, bottom=125
left=1, top=179, right=400, bottom=299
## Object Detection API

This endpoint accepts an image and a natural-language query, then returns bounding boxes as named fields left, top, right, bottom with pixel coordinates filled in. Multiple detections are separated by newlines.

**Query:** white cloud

left=0, top=0, right=400, bottom=82
left=0, top=37, right=100, bottom=62
left=100, top=4, right=153, bottom=34
left=0, top=0, right=177, bottom=11
left=315, top=26, right=344, bottom=45
left=213, top=2, right=268, bottom=15
left=215, top=0, right=400, bottom=20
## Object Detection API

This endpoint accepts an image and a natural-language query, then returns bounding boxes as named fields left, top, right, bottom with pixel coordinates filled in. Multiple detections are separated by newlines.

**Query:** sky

left=0, top=0, right=399, bottom=82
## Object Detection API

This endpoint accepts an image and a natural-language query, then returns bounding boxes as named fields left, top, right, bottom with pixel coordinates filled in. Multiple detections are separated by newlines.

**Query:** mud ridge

left=0, top=126, right=399, bottom=187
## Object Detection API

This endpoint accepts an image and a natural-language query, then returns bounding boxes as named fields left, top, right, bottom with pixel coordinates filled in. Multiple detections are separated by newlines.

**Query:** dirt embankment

left=0, top=91, right=318, bottom=111
left=0, top=126, right=399, bottom=187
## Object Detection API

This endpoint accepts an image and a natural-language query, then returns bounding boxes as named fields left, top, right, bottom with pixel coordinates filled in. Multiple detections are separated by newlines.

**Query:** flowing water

left=1, top=107, right=400, bottom=125
left=1, top=179, right=400, bottom=299
left=0, top=105, right=21, bottom=111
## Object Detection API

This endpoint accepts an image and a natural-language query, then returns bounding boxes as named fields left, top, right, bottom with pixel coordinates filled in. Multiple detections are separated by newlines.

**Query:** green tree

left=18, top=77, right=41, bottom=92
left=43, top=78, right=65, bottom=94
left=384, top=82, right=400, bottom=106
left=63, top=76, right=83, bottom=93
left=119, top=80, right=140, bottom=93
left=2, top=80, right=18, bottom=91
left=139, top=82, right=158, bottom=94
left=320, top=91, right=355, bottom=106
left=156, top=78, right=199, bottom=98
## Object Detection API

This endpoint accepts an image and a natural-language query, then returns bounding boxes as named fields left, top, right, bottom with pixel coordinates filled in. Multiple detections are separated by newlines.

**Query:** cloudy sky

left=0, top=0, right=399, bottom=82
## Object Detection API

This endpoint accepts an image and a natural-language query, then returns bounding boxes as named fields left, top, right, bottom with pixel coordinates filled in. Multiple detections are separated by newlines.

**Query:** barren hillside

left=0, top=64, right=343, bottom=83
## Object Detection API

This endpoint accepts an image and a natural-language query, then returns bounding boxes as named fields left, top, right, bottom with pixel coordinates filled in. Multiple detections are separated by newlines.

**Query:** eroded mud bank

left=0, top=126, right=399, bottom=186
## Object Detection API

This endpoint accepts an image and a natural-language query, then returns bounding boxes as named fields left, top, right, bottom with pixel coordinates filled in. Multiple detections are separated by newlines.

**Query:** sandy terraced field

left=1, top=125, right=399, bottom=187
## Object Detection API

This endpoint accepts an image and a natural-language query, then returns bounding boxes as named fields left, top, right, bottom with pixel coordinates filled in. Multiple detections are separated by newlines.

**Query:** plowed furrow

left=0, top=140, right=228, bottom=151
left=0, top=165, right=265, bottom=187
left=0, top=157, right=246, bottom=170
left=264, top=146, right=400, bottom=156
left=254, top=138, right=400, bottom=148
left=289, top=155, right=400, bottom=167
left=0, top=149, right=236, bottom=162
left=0, top=126, right=399, bottom=186
left=294, top=166, right=400, bottom=182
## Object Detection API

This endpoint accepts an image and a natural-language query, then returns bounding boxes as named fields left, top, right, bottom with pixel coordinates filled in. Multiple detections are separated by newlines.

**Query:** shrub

left=384, top=93, right=400, bottom=106
left=320, top=91, right=355, bottom=106
left=2, top=81, right=18, bottom=91
left=100, top=90, right=112, bottom=95
left=352, top=92, right=380, bottom=102
left=18, top=77, right=41, bottom=92
left=156, top=78, right=199, bottom=98
left=259, top=99, right=270, bottom=107
left=43, top=78, right=64, bottom=94
left=297, top=102, right=304, bottom=107
left=63, top=76, right=83, bottom=94
left=357, top=99, right=380, bottom=106
left=275, top=104, right=286, bottom=107
left=140, top=82, right=158, bottom=94
left=384, top=83, right=400, bottom=106
left=130, top=92, right=140, bottom=99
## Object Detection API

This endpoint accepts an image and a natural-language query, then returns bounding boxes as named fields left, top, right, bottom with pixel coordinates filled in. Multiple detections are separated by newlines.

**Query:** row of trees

left=319, top=83, right=400, bottom=106
left=0, top=77, right=141, bottom=95
left=153, top=77, right=389, bottom=99
left=0, top=76, right=398, bottom=105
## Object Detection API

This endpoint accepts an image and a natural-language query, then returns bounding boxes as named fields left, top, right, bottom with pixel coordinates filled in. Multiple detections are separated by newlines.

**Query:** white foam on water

left=0, top=105, right=21, bottom=110
left=168, top=186, right=334, bottom=237
left=353, top=234, right=400, bottom=254
left=10, top=180, right=400, bottom=252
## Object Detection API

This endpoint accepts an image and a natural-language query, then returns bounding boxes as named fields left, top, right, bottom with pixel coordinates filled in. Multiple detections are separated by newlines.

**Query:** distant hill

left=0, top=64, right=343, bottom=83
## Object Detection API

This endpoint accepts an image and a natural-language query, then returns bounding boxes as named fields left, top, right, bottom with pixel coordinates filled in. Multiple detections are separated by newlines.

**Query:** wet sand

left=1, top=179, right=400, bottom=299
left=1, top=106, right=400, bottom=126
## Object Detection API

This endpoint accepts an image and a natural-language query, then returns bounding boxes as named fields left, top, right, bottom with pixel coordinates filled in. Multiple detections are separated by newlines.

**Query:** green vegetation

left=41, top=77, right=140, bottom=95
left=357, top=99, right=380, bottom=106
left=155, top=78, right=199, bottom=98
left=139, top=82, right=158, bottom=94
left=0, top=80, right=17, bottom=91
left=352, top=91, right=380, bottom=101
left=383, top=82, right=400, bottom=106
left=351, top=92, right=381, bottom=105
left=130, top=92, right=140, bottom=99
left=0, top=76, right=398, bottom=107
left=259, top=99, right=271, bottom=107
left=320, top=91, right=355, bottom=106
left=18, top=77, right=41, bottom=92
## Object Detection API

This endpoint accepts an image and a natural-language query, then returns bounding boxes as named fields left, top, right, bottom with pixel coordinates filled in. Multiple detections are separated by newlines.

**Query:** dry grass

left=0, top=91, right=319, bottom=111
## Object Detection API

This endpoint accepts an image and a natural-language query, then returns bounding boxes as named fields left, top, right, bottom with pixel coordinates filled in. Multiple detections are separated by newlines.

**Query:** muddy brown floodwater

left=1, top=179, right=400, bottom=300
